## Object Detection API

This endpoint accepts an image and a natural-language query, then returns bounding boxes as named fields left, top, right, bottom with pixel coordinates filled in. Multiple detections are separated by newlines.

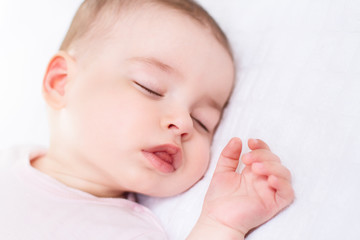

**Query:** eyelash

left=134, top=81, right=163, bottom=97
left=134, top=81, right=209, bottom=133
left=192, top=117, right=209, bottom=133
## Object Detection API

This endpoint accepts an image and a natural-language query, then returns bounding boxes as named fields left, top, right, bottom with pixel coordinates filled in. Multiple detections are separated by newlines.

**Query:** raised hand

left=198, top=137, right=294, bottom=238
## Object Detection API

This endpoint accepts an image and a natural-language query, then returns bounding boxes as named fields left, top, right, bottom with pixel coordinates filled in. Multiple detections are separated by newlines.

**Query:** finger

left=242, top=149, right=280, bottom=165
left=268, top=175, right=295, bottom=208
left=251, top=161, right=292, bottom=182
left=248, top=138, right=271, bottom=151
left=214, top=137, right=242, bottom=174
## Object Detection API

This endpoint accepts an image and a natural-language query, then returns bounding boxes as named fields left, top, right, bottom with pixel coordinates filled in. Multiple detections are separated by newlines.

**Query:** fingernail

left=249, top=138, right=257, bottom=143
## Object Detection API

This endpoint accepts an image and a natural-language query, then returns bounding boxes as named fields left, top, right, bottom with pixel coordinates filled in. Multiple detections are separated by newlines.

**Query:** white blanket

left=1, top=1, right=359, bottom=239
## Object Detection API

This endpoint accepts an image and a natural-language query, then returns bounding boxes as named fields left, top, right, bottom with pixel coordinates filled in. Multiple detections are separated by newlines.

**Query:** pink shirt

left=0, top=147, right=167, bottom=239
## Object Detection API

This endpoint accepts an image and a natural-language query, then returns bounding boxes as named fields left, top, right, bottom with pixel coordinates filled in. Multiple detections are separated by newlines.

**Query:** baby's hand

left=193, top=138, right=294, bottom=239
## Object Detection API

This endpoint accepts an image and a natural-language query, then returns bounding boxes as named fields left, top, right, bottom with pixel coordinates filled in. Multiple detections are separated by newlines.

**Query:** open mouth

left=142, top=144, right=182, bottom=173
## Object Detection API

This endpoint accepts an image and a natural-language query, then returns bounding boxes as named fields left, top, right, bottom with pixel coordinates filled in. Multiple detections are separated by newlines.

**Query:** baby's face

left=63, top=6, right=234, bottom=197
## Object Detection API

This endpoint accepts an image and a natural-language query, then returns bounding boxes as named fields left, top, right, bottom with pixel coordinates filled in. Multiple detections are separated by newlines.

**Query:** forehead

left=82, top=5, right=235, bottom=108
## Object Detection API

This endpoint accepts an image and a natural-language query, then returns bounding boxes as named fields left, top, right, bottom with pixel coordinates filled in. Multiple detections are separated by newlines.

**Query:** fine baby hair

left=59, top=0, right=233, bottom=60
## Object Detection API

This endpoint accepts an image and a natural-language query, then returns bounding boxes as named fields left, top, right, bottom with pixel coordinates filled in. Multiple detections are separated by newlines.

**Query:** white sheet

left=1, top=1, right=360, bottom=239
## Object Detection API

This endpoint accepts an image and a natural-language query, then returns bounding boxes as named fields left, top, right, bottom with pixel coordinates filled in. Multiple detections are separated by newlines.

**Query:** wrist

left=187, top=214, right=245, bottom=240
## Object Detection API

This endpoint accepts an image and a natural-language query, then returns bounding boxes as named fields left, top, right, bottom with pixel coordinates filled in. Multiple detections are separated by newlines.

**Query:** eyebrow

left=128, top=56, right=223, bottom=112
left=127, top=56, right=175, bottom=75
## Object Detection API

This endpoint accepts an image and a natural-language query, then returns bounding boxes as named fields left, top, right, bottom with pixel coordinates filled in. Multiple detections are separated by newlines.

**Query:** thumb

left=214, top=137, right=242, bottom=174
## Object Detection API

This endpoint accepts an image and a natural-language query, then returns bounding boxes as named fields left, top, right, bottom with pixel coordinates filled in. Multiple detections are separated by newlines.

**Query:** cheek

left=69, top=88, right=162, bottom=152
left=186, top=137, right=211, bottom=180
left=65, top=89, right=130, bottom=145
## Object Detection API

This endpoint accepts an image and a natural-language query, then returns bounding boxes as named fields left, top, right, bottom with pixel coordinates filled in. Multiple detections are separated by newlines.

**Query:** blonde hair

left=60, top=0, right=233, bottom=60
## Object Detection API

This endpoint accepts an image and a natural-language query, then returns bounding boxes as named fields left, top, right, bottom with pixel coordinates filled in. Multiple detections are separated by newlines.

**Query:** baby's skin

left=33, top=2, right=294, bottom=238
left=189, top=138, right=294, bottom=239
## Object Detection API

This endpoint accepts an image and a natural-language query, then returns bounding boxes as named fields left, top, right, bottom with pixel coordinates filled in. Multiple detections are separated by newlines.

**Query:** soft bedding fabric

left=141, top=0, right=360, bottom=239
left=1, top=1, right=360, bottom=240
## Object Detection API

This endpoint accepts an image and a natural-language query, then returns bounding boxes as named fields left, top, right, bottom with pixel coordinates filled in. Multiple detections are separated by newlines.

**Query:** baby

left=0, top=0, right=294, bottom=239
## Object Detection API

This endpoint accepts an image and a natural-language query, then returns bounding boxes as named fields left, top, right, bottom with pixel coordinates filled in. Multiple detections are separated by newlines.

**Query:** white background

left=1, top=1, right=360, bottom=239
left=0, top=0, right=81, bottom=149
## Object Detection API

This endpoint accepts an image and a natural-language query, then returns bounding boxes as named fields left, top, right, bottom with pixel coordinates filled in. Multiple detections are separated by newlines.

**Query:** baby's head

left=41, top=0, right=235, bottom=198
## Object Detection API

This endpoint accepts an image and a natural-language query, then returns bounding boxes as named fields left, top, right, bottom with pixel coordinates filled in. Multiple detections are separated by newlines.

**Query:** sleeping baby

left=0, top=0, right=294, bottom=239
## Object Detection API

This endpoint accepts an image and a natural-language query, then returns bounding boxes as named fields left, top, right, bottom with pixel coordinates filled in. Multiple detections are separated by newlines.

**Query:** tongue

left=154, top=151, right=173, bottom=164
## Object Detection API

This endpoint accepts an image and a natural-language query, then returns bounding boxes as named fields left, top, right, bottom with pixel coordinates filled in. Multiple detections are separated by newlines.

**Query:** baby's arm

left=188, top=138, right=294, bottom=239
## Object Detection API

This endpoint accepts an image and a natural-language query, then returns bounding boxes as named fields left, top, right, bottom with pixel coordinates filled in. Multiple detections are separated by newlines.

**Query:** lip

left=142, top=144, right=182, bottom=174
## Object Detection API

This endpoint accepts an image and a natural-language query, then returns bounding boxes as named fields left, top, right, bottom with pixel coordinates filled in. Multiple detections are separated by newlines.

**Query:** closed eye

left=192, top=117, right=209, bottom=133
left=134, top=81, right=163, bottom=97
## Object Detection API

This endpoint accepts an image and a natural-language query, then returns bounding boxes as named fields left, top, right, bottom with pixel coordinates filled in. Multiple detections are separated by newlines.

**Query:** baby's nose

left=161, top=111, right=194, bottom=140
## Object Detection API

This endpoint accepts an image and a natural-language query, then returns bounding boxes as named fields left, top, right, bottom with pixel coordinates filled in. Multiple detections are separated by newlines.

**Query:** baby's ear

left=42, top=51, right=75, bottom=109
